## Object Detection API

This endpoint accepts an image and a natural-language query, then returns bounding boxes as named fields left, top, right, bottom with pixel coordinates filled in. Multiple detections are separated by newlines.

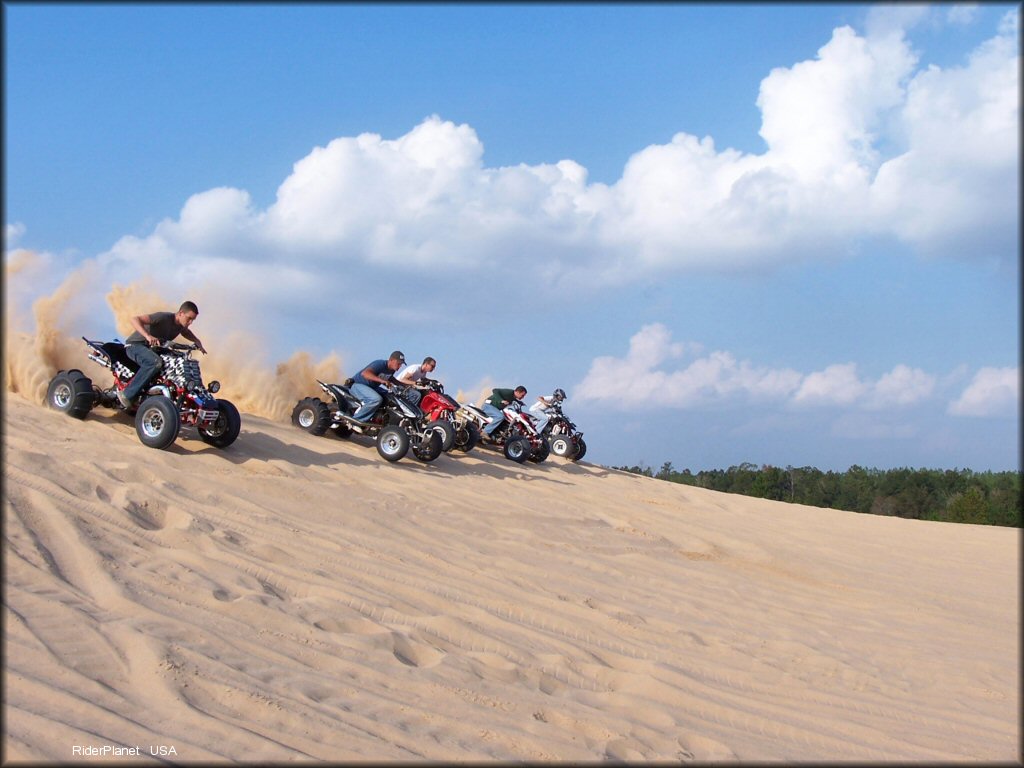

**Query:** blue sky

left=4, top=2, right=1020, bottom=472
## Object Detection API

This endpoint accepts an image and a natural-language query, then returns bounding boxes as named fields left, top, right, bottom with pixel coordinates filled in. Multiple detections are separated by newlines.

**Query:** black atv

left=45, top=338, right=241, bottom=450
left=291, top=378, right=442, bottom=463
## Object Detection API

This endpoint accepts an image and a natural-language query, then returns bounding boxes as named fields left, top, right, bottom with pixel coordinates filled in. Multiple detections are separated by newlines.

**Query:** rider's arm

left=130, top=314, right=158, bottom=345
left=395, top=366, right=417, bottom=385
left=180, top=328, right=207, bottom=353
left=362, top=365, right=390, bottom=385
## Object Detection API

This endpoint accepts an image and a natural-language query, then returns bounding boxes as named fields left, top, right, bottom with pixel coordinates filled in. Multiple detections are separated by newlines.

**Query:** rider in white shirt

left=529, top=388, right=565, bottom=435
left=394, top=356, right=437, bottom=405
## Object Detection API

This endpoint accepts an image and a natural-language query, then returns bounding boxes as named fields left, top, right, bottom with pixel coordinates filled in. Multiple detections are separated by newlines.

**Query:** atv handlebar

left=153, top=341, right=202, bottom=355
left=416, top=377, right=443, bottom=393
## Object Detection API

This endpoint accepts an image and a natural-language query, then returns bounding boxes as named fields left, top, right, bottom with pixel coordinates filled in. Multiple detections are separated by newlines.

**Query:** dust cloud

left=4, top=253, right=98, bottom=402
left=4, top=255, right=343, bottom=420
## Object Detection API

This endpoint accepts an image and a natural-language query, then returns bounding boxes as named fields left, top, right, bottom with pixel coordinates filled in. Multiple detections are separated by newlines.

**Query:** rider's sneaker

left=116, top=390, right=132, bottom=409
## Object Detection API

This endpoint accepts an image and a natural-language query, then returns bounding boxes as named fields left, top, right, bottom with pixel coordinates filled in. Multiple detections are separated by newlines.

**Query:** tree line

left=613, top=462, right=1021, bottom=527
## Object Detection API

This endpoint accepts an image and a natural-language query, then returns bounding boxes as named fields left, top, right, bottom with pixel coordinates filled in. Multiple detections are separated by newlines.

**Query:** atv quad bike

left=537, top=401, right=587, bottom=461
left=411, top=378, right=479, bottom=453
left=291, top=378, right=442, bottom=463
left=460, top=399, right=548, bottom=464
left=46, top=338, right=241, bottom=451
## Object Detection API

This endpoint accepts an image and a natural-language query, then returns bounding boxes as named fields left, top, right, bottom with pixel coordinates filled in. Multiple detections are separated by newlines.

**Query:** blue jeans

left=123, top=343, right=163, bottom=401
left=482, top=403, right=506, bottom=436
left=399, top=387, right=422, bottom=406
left=532, top=411, right=550, bottom=436
left=351, top=383, right=383, bottom=422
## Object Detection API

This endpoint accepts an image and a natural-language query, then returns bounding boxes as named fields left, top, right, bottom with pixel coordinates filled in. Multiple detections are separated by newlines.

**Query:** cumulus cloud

left=870, top=8, right=1020, bottom=260
left=792, top=363, right=869, bottom=406
left=946, top=5, right=980, bottom=27
left=948, top=366, right=1020, bottom=417
left=4, top=8, right=1013, bottom=350
left=575, top=324, right=947, bottom=414
left=575, top=323, right=802, bottom=409
left=866, top=364, right=937, bottom=408
left=75, top=8, right=1016, bottom=319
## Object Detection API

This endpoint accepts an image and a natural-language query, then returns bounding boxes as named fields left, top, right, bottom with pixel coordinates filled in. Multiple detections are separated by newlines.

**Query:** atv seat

left=85, top=339, right=140, bottom=374
left=326, top=383, right=352, bottom=400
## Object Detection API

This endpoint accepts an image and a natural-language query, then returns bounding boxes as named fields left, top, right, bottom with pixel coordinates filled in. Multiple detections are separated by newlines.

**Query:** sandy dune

left=3, top=391, right=1020, bottom=763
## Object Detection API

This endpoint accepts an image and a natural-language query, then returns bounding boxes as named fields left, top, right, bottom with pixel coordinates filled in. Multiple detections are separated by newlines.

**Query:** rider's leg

left=122, top=344, right=163, bottom=401
left=533, top=413, right=550, bottom=435
left=350, top=383, right=383, bottom=422
left=482, top=403, right=504, bottom=436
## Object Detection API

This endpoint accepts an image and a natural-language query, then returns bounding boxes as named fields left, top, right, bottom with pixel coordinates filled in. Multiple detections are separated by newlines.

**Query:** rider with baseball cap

left=349, top=350, right=406, bottom=423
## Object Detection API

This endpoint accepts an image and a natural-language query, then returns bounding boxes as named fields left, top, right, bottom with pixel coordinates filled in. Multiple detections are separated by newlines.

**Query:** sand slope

left=3, top=392, right=1019, bottom=763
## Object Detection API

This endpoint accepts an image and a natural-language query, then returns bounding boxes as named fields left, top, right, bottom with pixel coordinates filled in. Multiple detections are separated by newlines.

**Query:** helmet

left=554, top=388, right=566, bottom=401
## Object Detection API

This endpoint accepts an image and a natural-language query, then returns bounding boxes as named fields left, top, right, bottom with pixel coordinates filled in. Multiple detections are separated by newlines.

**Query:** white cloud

left=574, top=323, right=803, bottom=409
left=791, top=362, right=937, bottom=410
left=68, top=11, right=1017, bottom=321
left=871, top=8, right=1019, bottom=258
left=948, top=366, right=1020, bottom=416
left=792, top=363, right=868, bottom=406
left=576, top=326, right=953, bottom=415
left=865, top=364, right=936, bottom=409
left=947, top=5, right=980, bottom=26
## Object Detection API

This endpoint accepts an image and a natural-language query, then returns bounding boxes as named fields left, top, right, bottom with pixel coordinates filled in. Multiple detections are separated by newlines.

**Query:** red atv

left=407, top=378, right=479, bottom=453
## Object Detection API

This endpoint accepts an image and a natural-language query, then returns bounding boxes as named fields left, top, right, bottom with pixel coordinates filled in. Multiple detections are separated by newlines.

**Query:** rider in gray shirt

left=118, top=301, right=206, bottom=407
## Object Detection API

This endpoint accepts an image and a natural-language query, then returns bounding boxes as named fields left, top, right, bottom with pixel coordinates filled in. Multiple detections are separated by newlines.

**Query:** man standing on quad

left=117, top=301, right=206, bottom=409
left=481, top=385, right=527, bottom=440
left=394, top=356, right=437, bottom=406
left=350, top=350, right=406, bottom=424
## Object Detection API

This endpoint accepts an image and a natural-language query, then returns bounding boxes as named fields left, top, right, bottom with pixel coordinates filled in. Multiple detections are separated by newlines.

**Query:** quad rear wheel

left=528, top=439, right=549, bottom=464
left=453, top=422, right=479, bottom=453
left=412, top=429, right=444, bottom=462
left=291, top=397, right=331, bottom=435
left=427, top=419, right=456, bottom=452
left=46, top=370, right=95, bottom=419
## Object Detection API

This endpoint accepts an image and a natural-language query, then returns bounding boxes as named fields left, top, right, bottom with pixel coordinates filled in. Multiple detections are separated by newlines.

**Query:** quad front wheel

left=376, top=426, right=410, bottom=462
left=503, top=436, right=531, bottom=464
left=572, top=437, right=587, bottom=462
left=199, top=399, right=241, bottom=448
left=46, top=370, right=96, bottom=419
left=549, top=433, right=578, bottom=458
left=135, top=396, right=180, bottom=450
